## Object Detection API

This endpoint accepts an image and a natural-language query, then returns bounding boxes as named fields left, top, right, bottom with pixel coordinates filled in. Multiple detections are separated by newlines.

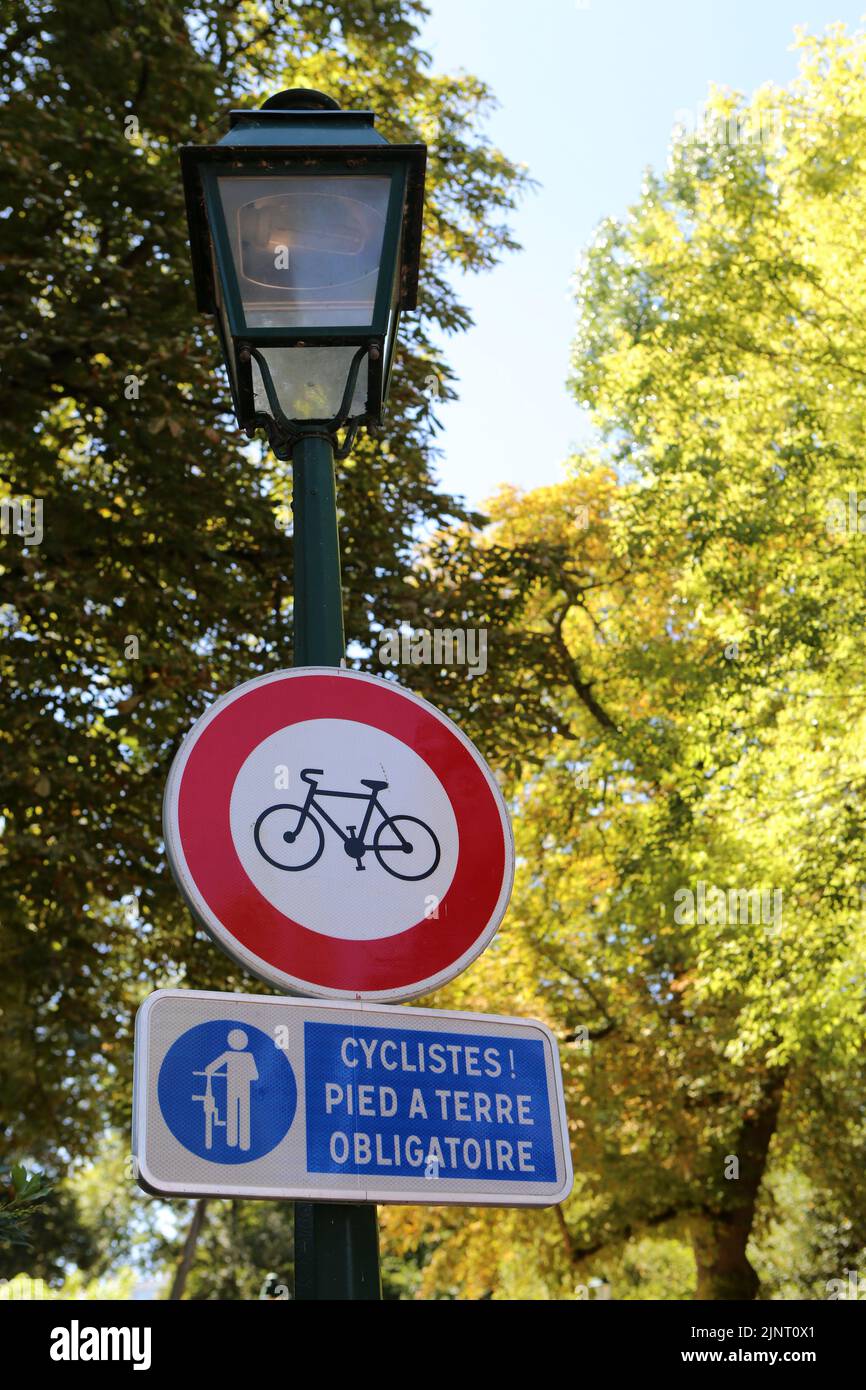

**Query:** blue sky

left=419, top=0, right=866, bottom=509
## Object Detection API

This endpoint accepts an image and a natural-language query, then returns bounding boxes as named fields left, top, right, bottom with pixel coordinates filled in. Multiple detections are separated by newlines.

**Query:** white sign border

left=163, top=667, right=515, bottom=1002
left=133, top=989, right=574, bottom=1208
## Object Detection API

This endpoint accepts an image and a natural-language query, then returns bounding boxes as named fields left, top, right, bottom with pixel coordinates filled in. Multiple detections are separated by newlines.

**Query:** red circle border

left=171, top=673, right=507, bottom=994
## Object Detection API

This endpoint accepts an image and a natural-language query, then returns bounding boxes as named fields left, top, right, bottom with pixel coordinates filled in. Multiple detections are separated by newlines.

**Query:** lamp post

left=180, top=88, right=426, bottom=1300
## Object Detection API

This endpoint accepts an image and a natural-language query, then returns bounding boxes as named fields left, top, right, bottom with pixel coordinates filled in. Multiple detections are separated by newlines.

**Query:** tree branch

left=551, top=610, right=620, bottom=734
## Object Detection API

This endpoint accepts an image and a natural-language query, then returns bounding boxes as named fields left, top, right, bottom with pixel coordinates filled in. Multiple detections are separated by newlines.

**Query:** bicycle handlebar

left=300, top=768, right=324, bottom=784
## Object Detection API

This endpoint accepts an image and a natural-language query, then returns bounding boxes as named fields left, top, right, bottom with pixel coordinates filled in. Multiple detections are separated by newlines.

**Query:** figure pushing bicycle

left=253, top=768, right=441, bottom=881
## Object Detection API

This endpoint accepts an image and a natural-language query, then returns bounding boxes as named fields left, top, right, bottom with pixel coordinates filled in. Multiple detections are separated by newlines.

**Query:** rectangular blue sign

left=136, top=991, right=573, bottom=1206
left=304, top=1021, right=557, bottom=1182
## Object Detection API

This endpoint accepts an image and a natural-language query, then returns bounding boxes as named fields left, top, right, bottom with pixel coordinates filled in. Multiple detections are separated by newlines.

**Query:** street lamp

left=179, top=91, right=427, bottom=1302
left=180, top=87, right=426, bottom=458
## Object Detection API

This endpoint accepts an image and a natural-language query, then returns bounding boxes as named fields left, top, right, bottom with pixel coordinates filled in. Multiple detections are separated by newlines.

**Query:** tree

left=381, top=25, right=866, bottom=1299
left=0, top=0, right=528, bottom=1203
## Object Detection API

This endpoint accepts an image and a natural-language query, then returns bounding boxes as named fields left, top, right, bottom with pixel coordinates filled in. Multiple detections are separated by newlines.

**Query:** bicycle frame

left=297, top=776, right=410, bottom=851
left=253, top=773, right=441, bottom=880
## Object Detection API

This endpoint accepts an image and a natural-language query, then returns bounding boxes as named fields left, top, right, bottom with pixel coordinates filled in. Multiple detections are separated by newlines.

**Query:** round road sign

left=163, top=668, right=514, bottom=1001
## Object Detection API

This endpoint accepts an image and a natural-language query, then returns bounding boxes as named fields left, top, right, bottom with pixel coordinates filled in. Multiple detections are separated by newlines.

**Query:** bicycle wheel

left=373, top=814, right=441, bottom=881
left=253, top=803, right=324, bottom=872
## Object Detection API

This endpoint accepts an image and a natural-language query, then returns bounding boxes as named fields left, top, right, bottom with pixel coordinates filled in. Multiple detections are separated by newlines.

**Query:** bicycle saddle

left=360, top=777, right=389, bottom=791
left=300, top=767, right=324, bottom=783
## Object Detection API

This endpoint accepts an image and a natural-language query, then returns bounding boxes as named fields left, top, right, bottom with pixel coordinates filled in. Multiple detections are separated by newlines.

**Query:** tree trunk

left=693, top=1208, right=761, bottom=1300
left=691, top=1077, right=785, bottom=1300
left=169, top=1198, right=209, bottom=1300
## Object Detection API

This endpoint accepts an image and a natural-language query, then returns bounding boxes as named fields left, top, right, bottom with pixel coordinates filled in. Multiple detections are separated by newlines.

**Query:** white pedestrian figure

left=204, top=1028, right=258, bottom=1150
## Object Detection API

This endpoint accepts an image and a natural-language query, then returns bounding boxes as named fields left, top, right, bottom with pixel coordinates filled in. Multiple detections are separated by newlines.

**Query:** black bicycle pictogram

left=253, top=768, right=441, bottom=881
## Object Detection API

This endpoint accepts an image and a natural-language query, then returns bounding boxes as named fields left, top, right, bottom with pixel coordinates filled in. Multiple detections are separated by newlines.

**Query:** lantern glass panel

left=217, top=174, right=392, bottom=329
left=251, top=346, right=368, bottom=421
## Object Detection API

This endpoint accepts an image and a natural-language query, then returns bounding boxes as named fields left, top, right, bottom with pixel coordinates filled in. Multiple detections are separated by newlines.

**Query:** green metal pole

left=291, top=432, right=346, bottom=667
left=290, top=430, right=382, bottom=1302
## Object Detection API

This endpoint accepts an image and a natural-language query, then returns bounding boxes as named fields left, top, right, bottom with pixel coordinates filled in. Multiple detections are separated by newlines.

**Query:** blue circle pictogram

left=158, top=1019, right=297, bottom=1163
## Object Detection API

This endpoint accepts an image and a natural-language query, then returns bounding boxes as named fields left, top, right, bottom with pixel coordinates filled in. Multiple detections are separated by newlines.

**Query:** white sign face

left=228, top=718, right=460, bottom=941
left=163, top=669, right=514, bottom=1001
left=133, top=990, right=574, bottom=1208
